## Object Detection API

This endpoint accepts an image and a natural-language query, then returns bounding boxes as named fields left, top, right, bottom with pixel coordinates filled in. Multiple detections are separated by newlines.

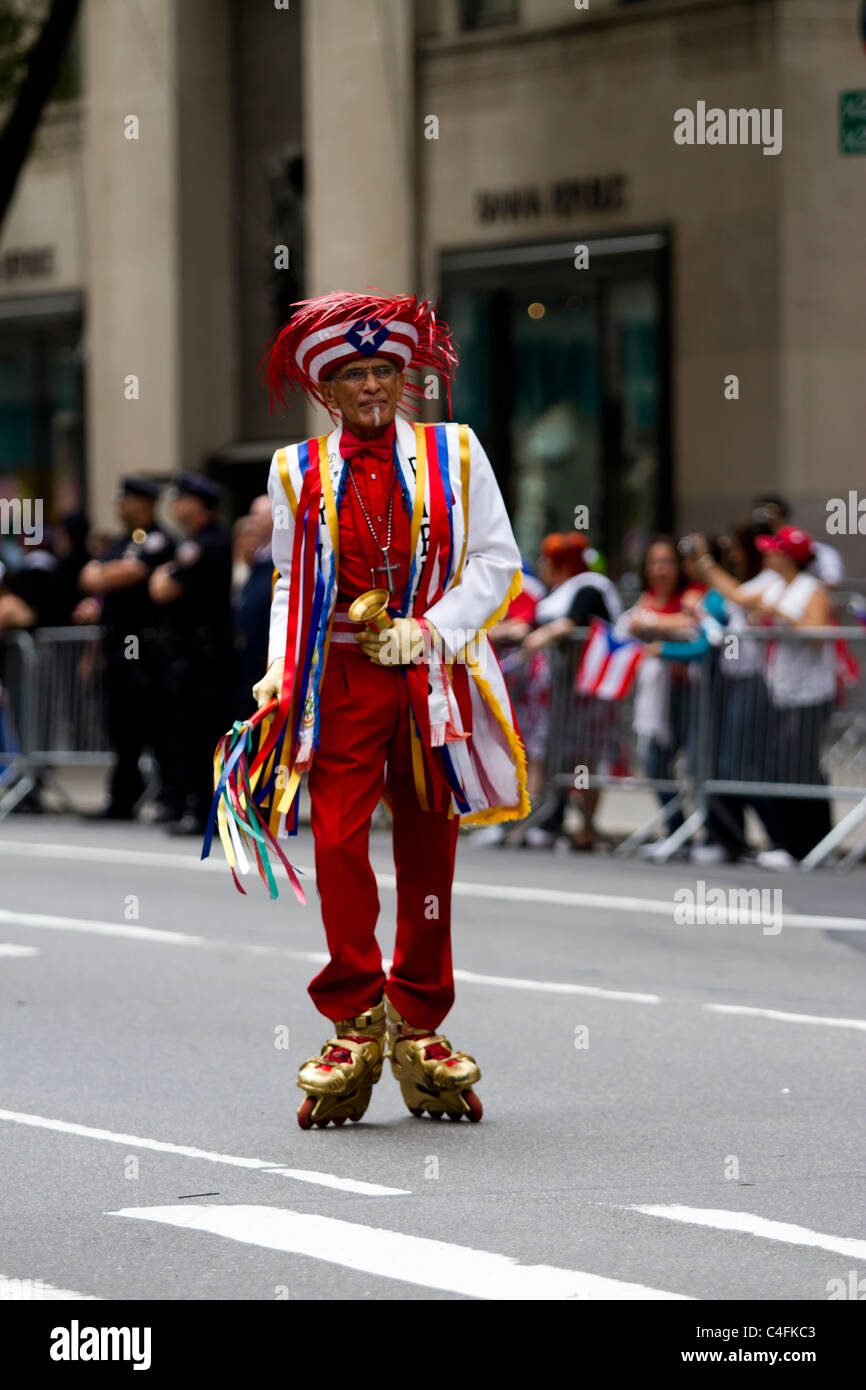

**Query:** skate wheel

left=297, top=1097, right=316, bottom=1130
left=429, top=1110, right=443, bottom=1120
left=446, top=1110, right=463, bottom=1121
left=332, top=1115, right=347, bottom=1126
left=463, top=1090, right=483, bottom=1122
left=409, top=1107, right=424, bottom=1117
left=348, top=1112, right=363, bottom=1122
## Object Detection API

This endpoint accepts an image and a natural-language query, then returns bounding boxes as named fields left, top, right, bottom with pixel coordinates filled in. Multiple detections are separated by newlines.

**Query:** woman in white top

left=689, top=526, right=835, bottom=864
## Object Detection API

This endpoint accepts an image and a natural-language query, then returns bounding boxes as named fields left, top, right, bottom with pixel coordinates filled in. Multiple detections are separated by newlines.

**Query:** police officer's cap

left=173, top=472, right=223, bottom=507
left=118, top=475, right=160, bottom=501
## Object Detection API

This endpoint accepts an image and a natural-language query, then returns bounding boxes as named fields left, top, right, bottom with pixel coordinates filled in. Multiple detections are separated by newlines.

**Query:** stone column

left=83, top=0, right=237, bottom=529
left=301, top=0, right=415, bottom=435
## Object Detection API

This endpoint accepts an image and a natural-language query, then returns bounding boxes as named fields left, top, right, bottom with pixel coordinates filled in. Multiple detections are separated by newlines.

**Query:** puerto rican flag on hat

left=258, top=290, right=459, bottom=419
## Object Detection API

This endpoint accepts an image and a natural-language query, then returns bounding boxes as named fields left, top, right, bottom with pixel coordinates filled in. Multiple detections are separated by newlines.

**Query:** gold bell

left=348, top=588, right=393, bottom=632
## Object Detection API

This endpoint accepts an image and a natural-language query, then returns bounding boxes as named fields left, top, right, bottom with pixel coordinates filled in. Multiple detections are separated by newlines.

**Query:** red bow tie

left=339, top=424, right=396, bottom=463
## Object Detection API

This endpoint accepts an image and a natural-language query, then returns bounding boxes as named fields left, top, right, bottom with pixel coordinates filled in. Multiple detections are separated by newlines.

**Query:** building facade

left=0, top=0, right=863, bottom=577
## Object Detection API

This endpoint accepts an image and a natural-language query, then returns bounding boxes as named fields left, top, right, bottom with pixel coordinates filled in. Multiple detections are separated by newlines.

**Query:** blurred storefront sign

left=475, top=175, right=629, bottom=223
left=0, top=247, right=56, bottom=282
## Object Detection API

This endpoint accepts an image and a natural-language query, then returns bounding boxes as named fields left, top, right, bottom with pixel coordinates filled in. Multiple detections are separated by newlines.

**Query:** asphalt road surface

left=1, top=816, right=864, bottom=1302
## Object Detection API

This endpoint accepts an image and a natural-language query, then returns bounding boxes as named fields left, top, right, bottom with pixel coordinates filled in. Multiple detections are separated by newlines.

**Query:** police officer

left=149, top=472, right=234, bottom=834
left=77, top=476, right=176, bottom=820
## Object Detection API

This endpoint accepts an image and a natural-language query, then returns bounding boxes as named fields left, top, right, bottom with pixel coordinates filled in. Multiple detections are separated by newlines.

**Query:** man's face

left=116, top=494, right=154, bottom=531
left=171, top=493, right=207, bottom=532
left=319, top=355, right=405, bottom=436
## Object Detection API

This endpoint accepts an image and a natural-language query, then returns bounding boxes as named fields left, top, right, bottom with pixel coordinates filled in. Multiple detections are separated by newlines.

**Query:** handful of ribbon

left=200, top=696, right=307, bottom=903
left=200, top=588, right=394, bottom=901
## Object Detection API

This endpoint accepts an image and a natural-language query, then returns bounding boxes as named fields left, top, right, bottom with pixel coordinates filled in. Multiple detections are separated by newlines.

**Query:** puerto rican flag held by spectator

left=576, top=618, right=645, bottom=701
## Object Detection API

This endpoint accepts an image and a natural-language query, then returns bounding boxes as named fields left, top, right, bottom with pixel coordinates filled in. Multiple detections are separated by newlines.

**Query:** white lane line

left=704, top=1003, right=866, bottom=1032
left=452, top=967, right=659, bottom=1004
left=0, top=908, right=205, bottom=946
left=0, top=839, right=226, bottom=873
left=627, top=1205, right=866, bottom=1262
left=8, top=905, right=863, bottom=1019
left=0, top=909, right=655, bottom=1004
left=0, top=943, right=39, bottom=957
left=109, top=1204, right=691, bottom=1300
left=0, top=1274, right=100, bottom=1300
left=2, top=838, right=865, bottom=930
left=0, top=1110, right=408, bottom=1197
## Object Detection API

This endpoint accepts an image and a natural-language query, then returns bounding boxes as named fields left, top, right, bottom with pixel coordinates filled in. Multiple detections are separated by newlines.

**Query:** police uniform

left=96, top=477, right=176, bottom=818
left=162, top=473, right=234, bottom=831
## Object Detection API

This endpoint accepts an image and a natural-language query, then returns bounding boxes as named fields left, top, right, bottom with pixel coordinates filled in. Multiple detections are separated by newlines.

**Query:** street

left=1, top=817, right=864, bottom=1302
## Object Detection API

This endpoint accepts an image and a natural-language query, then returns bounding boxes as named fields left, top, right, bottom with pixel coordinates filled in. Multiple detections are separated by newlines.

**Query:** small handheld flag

left=576, top=618, right=645, bottom=701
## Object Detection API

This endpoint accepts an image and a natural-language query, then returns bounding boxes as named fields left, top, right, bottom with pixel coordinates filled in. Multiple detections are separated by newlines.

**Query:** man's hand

left=355, top=617, right=428, bottom=666
left=78, top=560, right=106, bottom=595
left=149, top=565, right=182, bottom=604
left=72, top=597, right=102, bottom=624
left=252, top=657, right=285, bottom=709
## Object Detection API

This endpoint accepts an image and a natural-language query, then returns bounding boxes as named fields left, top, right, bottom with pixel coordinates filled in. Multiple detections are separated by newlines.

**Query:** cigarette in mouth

left=373, top=406, right=381, bottom=427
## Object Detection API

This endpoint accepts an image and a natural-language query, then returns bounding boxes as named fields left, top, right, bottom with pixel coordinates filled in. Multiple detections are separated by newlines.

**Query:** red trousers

left=306, top=644, right=460, bottom=1031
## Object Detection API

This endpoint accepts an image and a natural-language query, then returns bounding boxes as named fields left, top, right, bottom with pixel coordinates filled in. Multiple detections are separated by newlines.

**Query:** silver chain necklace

left=345, top=458, right=399, bottom=591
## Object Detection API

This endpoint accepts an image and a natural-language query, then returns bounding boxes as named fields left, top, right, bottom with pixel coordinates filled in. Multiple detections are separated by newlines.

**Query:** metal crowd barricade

left=521, top=624, right=866, bottom=871
left=0, top=625, right=113, bottom=818
left=0, top=629, right=38, bottom=814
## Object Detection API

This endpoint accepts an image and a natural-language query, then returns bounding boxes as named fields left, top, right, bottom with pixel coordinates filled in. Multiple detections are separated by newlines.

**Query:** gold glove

left=252, top=657, right=285, bottom=708
left=355, top=617, right=429, bottom=666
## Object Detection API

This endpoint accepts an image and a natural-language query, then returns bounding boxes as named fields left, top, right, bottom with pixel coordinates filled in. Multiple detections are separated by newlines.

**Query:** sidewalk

left=12, top=764, right=863, bottom=858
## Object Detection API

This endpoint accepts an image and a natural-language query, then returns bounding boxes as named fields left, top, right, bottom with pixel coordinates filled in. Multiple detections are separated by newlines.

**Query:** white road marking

left=452, top=967, right=659, bottom=1004
left=0, top=909, right=657, bottom=1004
left=0, top=908, right=205, bottom=946
left=0, top=943, right=39, bottom=957
left=109, top=1204, right=691, bottom=1300
left=0, top=1274, right=100, bottom=1300
left=627, top=1205, right=866, bottom=1261
left=0, top=1110, right=408, bottom=1197
left=704, top=1003, right=866, bottom=1031
left=2, top=837, right=865, bottom=930
left=0, top=838, right=226, bottom=873
left=6, top=905, right=863, bottom=1021
left=0, top=908, right=326, bottom=961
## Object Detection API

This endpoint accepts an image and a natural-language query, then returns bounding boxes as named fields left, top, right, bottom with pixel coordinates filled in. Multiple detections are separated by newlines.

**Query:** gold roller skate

left=385, top=996, right=482, bottom=1122
left=296, top=994, right=387, bottom=1129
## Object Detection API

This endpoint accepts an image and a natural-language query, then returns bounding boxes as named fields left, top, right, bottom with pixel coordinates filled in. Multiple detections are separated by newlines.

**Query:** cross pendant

left=372, top=549, right=397, bottom=592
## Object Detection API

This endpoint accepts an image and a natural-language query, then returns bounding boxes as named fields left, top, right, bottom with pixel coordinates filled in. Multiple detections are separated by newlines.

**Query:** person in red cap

left=248, top=292, right=528, bottom=1127
left=691, top=525, right=836, bottom=865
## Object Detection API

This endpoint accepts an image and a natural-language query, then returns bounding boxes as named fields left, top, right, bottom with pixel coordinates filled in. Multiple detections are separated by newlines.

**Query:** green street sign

left=839, top=88, right=866, bottom=155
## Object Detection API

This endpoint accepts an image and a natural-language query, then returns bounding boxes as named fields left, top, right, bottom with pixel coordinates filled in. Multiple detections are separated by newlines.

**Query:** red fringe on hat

left=257, top=289, right=459, bottom=420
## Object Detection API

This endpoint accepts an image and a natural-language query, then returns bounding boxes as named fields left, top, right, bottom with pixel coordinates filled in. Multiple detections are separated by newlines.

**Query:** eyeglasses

left=331, top=364, right=399, bottom=385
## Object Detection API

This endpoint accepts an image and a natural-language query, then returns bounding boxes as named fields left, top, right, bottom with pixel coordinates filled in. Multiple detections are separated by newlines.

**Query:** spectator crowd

left=0, top=481, right=860, bottom=866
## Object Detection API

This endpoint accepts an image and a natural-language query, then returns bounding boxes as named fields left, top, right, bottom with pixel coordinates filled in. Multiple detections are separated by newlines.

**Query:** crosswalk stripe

left=627, top=1205, right=866, bottom=1260
left=109, top=1204, right=691, bottom=1300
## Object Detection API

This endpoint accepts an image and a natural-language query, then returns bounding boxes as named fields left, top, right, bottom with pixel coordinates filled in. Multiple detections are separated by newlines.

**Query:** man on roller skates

left=250, top=292, right=528, bottom=1129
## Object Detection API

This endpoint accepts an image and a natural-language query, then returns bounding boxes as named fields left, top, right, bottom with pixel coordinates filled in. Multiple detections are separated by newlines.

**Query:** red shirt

left=336, top=421, right=413, bottom=603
